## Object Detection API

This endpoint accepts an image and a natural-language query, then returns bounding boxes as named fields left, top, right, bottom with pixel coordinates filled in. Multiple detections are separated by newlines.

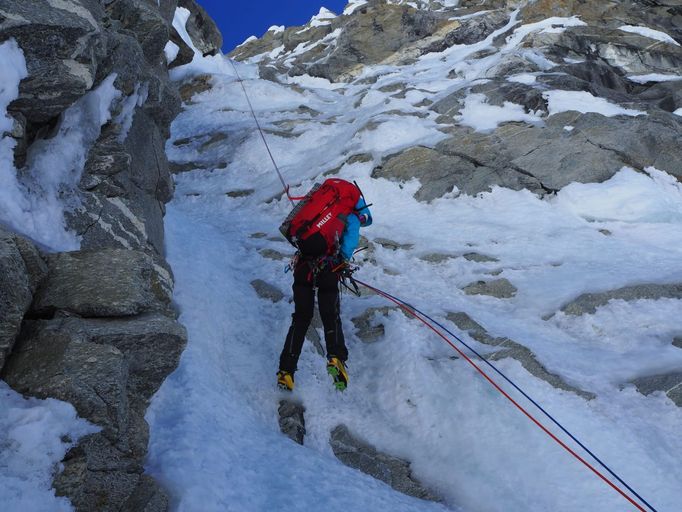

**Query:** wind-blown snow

left=618, top=25, right=680, bottom=46
left=149, top=10, right=682, bottom=512
left=543, top=90, right=646, bottom=117
left=0, top=382, right=97, bottom=511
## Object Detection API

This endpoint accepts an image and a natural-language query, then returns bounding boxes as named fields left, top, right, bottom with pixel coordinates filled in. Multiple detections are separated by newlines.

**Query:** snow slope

left=147, top=6, right=682, bottom=512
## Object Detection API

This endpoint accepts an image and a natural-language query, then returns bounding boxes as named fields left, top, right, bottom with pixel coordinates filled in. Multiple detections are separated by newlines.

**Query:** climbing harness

left=352, top=278, right=658, bottom=512
left=230, top=56, right=658, bottom=512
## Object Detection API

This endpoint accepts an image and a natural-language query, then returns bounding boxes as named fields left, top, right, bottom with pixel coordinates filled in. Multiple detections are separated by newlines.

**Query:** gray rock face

left=330, top=425, right=442, bottom=502
left=0, top=0, right=206, bottom=508
left=1, top=0, right=105, bottom=124
left=463, top=252, right=498, bottom=263
left=0, top=228, right=44, bottom=371
left=559, top=283, right=682, bottom=316
left=178, top=0, right=222, bottom=55
left=2, top=311, right=186, bottom=511
left=447, top=312, right=595, bottom=399
left=463, top=278, right=517, bottom=298
left=673, top=338, right=682, bottom=349
left=278, top=400, right=306, bottom=445
left=3, top=321, right=130, bottom=436
left=631, top=371, right=682, bottom=407
left=33, top=249, right=173, bottom=318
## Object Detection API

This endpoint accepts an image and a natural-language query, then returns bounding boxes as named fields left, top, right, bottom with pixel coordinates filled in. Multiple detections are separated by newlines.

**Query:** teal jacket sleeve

left=339, top=198, right=372, bottom=260
left=340, top=213, right=360, bottom=260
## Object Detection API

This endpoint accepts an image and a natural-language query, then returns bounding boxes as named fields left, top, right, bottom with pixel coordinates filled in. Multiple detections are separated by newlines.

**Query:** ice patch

left=543, top=90, right=646, bottom=117
left=457, top=93, right=543, bottom=132
left=618, top=25, right=680, bottom=47
left=675, top=108, right=682, bottom=116
left=0, top=381, right=97, bottom=512
left=267, top=25, right=285, bottom=34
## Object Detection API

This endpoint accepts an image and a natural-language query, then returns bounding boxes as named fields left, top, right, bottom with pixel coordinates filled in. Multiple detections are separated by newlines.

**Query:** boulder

left=0, top=228, right=45, bottom=371
left=2, top=320, right=130, bottom=436
left=34, top=314, right=187, bottom=402
left=278, top=400, right=306, bottom=445
left=559, top=283, right=682, bottom=316
left=53, top=431, right=156, bottom=512
left=32, top=249, right=174, bottom=317
left=463, top=252, right=498, bottom=263
left=463, top=278, right=517, bottom=298
left=2, top=0, right=105, bottom=124
left=330, top=425, right=441, bottom=502
left=631, top=371, right=682, bottom=407
left=351, top=306, right=400, bottom=342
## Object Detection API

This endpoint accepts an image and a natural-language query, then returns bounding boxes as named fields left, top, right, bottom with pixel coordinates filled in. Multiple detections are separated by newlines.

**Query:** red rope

left=353, top=278, right=648, bottom=512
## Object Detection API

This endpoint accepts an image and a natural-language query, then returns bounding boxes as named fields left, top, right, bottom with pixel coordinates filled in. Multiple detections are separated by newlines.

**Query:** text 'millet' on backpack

left=280, top=178, right=362, bottom=257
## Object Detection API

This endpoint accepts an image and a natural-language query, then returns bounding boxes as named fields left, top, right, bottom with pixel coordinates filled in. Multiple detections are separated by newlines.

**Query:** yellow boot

left=277, top=370, right=294, bottom=392
left=326, top=357, right=348, bottom=391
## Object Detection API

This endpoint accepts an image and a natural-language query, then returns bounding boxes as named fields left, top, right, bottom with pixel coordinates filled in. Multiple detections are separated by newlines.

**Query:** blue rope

left=368, top=285, right=658, bottom=512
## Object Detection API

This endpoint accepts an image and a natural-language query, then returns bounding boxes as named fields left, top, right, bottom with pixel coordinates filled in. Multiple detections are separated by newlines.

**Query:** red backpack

left=280, top=178, right=361, bottom=257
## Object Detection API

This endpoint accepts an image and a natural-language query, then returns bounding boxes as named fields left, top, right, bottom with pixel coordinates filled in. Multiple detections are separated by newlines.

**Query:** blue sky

left=197, top=1, right=349, bottom=52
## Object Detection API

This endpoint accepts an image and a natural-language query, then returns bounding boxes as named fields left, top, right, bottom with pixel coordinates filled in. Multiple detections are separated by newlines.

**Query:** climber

left=277, top=179, right=373, bottom=392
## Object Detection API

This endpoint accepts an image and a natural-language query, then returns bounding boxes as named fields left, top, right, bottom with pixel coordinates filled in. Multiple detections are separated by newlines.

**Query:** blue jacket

left=339, top=197, right=372, bottom=261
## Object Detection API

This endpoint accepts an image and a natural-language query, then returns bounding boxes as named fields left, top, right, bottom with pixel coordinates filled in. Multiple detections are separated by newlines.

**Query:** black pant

left=278, top=260, right=347, bottom=373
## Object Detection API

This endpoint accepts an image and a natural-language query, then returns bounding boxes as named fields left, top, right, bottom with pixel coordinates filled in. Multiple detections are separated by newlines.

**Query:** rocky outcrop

left=278, top=400, right=306, bottom=445
left=32, top=249, right=173, bottom=318
left=558, top=283, right=682, bottom=316
left=352, top=306, right=401, bottom=342
left=631, top=371, right=682, bottom=407
left=330, top=425, right=442, bottom=502
left=1, top=249, right=187, bottom=511
left=177, top=0, right=222, bottom=56
left=447, top=312, right=595, bottom=399
left=0, top=228, right=46, bottom=371
left=463, top=278, right=517, bottom=299
left=0, top=0, right=213, bottom=509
